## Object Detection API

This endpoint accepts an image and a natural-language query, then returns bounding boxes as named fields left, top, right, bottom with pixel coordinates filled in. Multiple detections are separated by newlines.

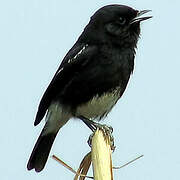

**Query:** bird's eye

left=117, top=17, right=126, bottom=25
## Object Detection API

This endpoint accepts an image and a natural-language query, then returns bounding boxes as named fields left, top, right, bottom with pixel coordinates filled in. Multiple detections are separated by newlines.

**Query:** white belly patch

left=76, top=89, right=120, bottom=120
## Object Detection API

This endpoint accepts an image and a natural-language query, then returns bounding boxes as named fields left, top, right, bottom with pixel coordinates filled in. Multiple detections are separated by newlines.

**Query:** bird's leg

left=79, top=116, right=115, bottom=151
left=78, top=116, right=97, bottom=131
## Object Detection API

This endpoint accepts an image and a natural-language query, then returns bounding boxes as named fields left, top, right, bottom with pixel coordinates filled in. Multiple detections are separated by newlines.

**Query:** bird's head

left=81, top=5, right=152, bottom=47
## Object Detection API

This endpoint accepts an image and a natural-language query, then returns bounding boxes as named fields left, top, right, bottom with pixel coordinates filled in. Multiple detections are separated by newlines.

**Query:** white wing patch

left=68, top=44, right=88, bottom=63
left=56, top=67, right=64, bottom=75
left=56, top=44, right=88, bottom=75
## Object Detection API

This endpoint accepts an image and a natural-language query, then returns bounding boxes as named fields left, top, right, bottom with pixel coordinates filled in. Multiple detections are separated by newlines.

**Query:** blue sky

left=1, top=0, right=180, bottom=179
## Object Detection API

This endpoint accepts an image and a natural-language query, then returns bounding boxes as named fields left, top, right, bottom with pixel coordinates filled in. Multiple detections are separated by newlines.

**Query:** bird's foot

left=87, top=124, right=115, bottom=151
left=79, top=116, right=115, bottom=151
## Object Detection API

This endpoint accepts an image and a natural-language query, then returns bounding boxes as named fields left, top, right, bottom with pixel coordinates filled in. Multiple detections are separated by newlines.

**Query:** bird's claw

left=87, top=123, right=115, bottom=151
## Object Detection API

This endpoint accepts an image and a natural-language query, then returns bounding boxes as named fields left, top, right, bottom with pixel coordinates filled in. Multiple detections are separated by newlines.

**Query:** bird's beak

left=130, top=10, right=152, bottom=24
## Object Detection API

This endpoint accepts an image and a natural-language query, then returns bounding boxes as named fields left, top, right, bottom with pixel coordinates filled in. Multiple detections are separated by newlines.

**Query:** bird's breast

left=75, top=88, right=120, bottom=120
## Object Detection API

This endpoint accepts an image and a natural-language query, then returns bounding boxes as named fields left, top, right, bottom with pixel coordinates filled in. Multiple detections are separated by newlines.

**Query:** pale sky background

left=1, top=0, right=180, bottom=179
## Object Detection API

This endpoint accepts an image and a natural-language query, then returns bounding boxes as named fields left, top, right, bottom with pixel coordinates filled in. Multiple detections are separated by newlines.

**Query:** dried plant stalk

left=91, top=128, right=113, bottom=180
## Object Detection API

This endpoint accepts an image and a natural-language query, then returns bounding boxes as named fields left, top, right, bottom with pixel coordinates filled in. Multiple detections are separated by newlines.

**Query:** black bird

left=27, top=4, right=152, bottom=172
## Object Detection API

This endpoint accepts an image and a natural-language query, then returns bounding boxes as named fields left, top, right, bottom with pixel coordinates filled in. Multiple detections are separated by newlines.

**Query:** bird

left=27, top=4, right=152, bottom=172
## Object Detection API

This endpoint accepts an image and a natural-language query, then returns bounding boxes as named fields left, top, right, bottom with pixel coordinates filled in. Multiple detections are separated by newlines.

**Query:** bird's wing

left=34, top=43, right=98, bottom=126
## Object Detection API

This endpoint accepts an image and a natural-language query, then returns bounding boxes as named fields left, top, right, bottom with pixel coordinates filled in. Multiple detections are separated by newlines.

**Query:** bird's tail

left=27, top=102, right=70, bottom=172
left=27, top=130, right=57, bottom=172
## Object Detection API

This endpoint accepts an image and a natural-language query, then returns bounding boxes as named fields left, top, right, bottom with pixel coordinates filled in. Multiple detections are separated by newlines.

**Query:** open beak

left=130, top=10, right=152, bottom=24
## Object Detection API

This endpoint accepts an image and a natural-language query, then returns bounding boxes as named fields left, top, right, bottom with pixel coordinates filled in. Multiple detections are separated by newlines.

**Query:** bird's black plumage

left=27, top=4, right=151, bottom=172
